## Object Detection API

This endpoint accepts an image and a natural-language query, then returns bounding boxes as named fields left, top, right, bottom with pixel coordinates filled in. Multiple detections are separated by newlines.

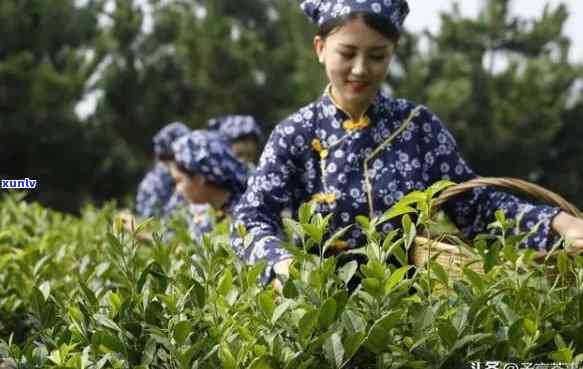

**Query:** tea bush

left=1, top=187, right=583, bottom=369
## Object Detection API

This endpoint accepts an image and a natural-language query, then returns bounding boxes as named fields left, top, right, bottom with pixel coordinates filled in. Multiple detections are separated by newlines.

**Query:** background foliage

left=1, top=0, right=582, bottom=212
left=2, top=188, right=583, bottom=368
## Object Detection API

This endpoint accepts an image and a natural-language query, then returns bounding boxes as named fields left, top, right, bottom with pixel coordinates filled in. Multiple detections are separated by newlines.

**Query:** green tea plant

left=1, top=187, right=583, bottom=369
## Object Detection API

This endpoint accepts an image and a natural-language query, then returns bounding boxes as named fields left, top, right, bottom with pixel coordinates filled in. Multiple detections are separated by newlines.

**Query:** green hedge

left=1, top=186, right=583, bottom=369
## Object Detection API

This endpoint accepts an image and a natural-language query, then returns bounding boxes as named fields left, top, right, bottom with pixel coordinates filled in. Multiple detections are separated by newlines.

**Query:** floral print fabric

left=232, top=89, right=561, bottom=281
left=300, top=0, right=410, bottom=31
left=135, top=163, right=176, bottom=218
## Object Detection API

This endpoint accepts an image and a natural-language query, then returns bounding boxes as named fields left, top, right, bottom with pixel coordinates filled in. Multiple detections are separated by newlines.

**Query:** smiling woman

left=314, top=14, right=397, bottom=120
left=231, top=0, right=583, bottom=286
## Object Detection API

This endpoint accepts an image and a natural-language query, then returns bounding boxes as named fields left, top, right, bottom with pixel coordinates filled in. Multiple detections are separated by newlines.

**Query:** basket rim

left=410, top=176, right=583, bottom=267
left=433, top=177, right=582, bottom=219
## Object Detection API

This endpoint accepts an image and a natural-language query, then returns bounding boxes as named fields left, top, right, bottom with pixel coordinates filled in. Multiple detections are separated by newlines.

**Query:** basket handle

left=432, top=177, right=582, bottom=219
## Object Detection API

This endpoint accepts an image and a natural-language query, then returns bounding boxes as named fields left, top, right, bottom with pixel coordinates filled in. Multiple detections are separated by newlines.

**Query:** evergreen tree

left=0, top=0, right=108, bottom=212
left=393, top=0, right=583, bottom=205
left=2, top=0, right=581, bottom=211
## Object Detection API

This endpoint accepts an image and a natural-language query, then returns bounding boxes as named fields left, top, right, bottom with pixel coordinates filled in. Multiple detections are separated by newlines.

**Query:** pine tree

left=393, top=0, right=583, bottom=205
left=0, top=0, right=108, bottom=211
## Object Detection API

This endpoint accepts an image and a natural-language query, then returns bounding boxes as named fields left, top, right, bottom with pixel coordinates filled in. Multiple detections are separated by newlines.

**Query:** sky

left=76, top=0, right=583, bottom=119
left=406, top=0, right=583, bottom=62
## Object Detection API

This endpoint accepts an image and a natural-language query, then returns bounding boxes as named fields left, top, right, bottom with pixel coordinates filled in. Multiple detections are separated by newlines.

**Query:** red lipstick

left=349, top=81, right=368, bottom=93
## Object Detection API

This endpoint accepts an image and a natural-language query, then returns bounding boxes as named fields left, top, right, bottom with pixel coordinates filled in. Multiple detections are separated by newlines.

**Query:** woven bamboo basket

left=411, top=177, right=583, bottom=280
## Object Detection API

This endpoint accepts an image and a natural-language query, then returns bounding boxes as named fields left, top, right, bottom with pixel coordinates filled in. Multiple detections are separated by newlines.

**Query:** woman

left=171, top=130, right=250, bottom=240
left=232, top=0, right=583, bottom=283
left=208, top=115, right=264, bottom=166
left=135, top=122, right=190, bottom=218
left=181, top=115, right=263, bottom=237
left=118, top=122, right=190, bottom=238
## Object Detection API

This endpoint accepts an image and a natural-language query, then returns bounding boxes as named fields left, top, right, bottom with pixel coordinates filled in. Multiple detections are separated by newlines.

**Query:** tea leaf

left=426, top=180, right=456, bottom=200
left=550, top=347, right=573, bottom=363
left=342, top=311, right=367, bottom=334
left=323, top=332, right=344, bottom=369
left=302, top=224, right=323, bottom=244
left=430, top=261, right=449, bottom=286
left=558, top=250, right=570, bottom=276
left=94, top=314, right=122, bottom=333
left=217, top=269, right=233, bottom=296
left=283, top=279, right=299, bottom=299
left=523, top=318, right=538, bottom=335
left=258, top=291, right=275, bottom=320
left=319, top=297, right=338, bottom=329
left=79, top=281, right=98, bottom=308
left=343, top=331, right=365, bottom=363
left=190, top=280, right=206, bottom=308
left=436, top=320, right=458, bottom=350
left=449, top=333, right=493, bottom=354
left=248, top=356, right=274, bottom=369
left=398, top=191, right=427, bottom=207
left=38, top=281, right=51, bottom=301
left=299, top=202, right=316, bottom=224
left=283, top=218, right=305, bottom=239
left=385, top=265, right=411, bottom=293
left=364, top=311, right=401, bottom=353
left=108, top=292, right=122, bottom=318
left=247, top=261, right=266, bottom=288
left=362, top=278, right=382, bottom=297
left=337, top=260, right=358, bottom=286
left=219, top=344, right=237, bottom=369
left=33, top=255, right=51, bottom=278
left=96, top=332, right=124, bottom=354
left=173, top=320, right=192, bottom=346
left=402, top=214, right=416, bottom=250
left=463, top=267, right=485, bottom=294
left=378, top=205, right=416, bottom=225
left=299, top=309, right=319, bottom=341
left=272, top=299, right=294, bottom=325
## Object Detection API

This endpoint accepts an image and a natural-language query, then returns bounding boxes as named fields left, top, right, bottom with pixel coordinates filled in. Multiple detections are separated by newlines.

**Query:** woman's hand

left=115, top=209, right=137, bottom=232
left=114, top=210, right=153, bottom=242
left=551, top=211, right=583, bottom=252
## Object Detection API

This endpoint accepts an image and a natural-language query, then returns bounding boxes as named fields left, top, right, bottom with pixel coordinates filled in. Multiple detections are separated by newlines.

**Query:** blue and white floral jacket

left=233, top=88, right=560, bottom=280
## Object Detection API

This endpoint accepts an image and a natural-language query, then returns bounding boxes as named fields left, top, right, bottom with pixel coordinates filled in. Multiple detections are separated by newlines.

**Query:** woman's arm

left=232, top=120, right=309, bottom=283
left=417, top=106, right=561, bottom=251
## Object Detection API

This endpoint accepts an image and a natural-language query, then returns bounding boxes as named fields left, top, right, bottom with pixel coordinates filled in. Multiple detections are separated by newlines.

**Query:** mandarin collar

left=319, top=85, right=384, bottom=123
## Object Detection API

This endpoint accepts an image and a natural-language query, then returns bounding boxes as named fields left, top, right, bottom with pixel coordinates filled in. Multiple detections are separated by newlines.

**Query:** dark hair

left=175, top=162, right=190, bottom=176
left=176, top=162, right=224, bottom=190
left=156, top=154, right=174, bottom=162
left=233, top=134, right=261, bottom=145
left=318, top=12, right=400, bottom=44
